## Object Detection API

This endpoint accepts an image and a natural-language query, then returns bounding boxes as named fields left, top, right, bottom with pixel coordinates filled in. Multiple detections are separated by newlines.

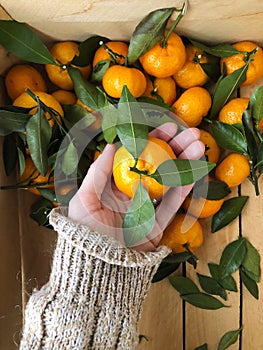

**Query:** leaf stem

left=161, top=1, right=187, bottom=48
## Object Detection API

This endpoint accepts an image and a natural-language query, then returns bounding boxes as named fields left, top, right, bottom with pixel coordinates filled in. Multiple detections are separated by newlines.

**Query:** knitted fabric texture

left=19, top=207, right=170, bottom=350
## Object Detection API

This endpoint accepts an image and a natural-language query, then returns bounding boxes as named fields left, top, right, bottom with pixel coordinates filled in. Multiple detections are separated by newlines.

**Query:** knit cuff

left=20, top=207, right=170, bottom=349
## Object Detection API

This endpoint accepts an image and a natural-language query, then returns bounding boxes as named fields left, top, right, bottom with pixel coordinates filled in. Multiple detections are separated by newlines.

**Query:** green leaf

left=0, top=20, right=55, bottom=64
left=127, top=7, right=175, bottom=64
left=250, top=85, right=263, bottom=127
left=0, top=110, right=30, bottom=135
left=117, top=86, right=148, bottom=159
left=169, top=275, right=200, bottom=295
left=182, top=293, right=228, bottom=310
left=209, top=64, right=249, bottom=118
left=217, top=328, right=242, bottom=350
left=211, top=196, right=249, bottom=233
left=218, top=237, right=247, bottom=279
left=68, top=67, right=104, bottom=111
left=91, top=59, right=111, bottom=83
left=195, top=344, right=208, bottom=350
left=123, top=180, right=155, bottom=246
left=242, top=239, right=261, bottom=282
left=163, top=252, right=194, bottom=264
left=62, top=104, right=96, bottom=129
left=194, top=180, right=231, bottom=200
left=38, top=188, right=57, bottom=202
left=211, top=121, right=248, bottom=154
left=3, top=134, right=18, bottom=175
left=151, top=159, right=215, bottom=187
left=62, top=141, right=79, bottom=176
left=208, top=263, right=237, bottom=292
left=201, top=62, right=221, bottom=82
left=72, top=35, right=109, bottom=67
left=240, top=269, right=259, bottom=299
left=17, top=147, right=26, bottom=176
left=242, top=108, right=259, bottom=163
left=30, top=198, right=53, bottom=227
left=26, top=109, right=52, bottom=176
left=189, top=39, right=241, bottom=58
left=101, top=98, right=118, bottom=144
left=152, top=262, right=180, bottom=283
left=197, top=273, right=227, bottom=300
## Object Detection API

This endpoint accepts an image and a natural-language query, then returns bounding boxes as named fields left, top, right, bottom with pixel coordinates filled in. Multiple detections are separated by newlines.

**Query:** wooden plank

left=240, top=177, right=263, bottom=349
left=17, top=190, right=56, bottom=308
left=138, top=277, right=183, bottom=350
left=185, top=188, right=240, bottom=349
left=0, top=139, right=22, bottom=350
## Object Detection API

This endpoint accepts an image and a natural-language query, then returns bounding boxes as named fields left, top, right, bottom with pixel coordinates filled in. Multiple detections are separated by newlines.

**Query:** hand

left=68, top=122, right=205, bottom=252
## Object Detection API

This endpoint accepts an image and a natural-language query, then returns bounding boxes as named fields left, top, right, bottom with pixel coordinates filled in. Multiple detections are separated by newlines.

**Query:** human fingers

left=169, top=128, right=201, bottom=154
left=149, top=122, right=178, bottom=142
left=178, top=140, right=205, bottom=160
left=77, top=143, right=116, bottom=212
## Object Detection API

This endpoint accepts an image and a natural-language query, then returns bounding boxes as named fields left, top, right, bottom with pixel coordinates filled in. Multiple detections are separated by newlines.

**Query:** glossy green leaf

left=242, top=108, right=259, bottom=165
left=17, top=147, right=26, bottom=176
left=195, top=344, right=208, bottom=350
left=117, top=86, right=148, bottom=159
left=242, top=239, right=261, bottom=282
left=62, top=141, right=79, bottom=176
left=250, top=85, right=263, bottom=127
left=152, top=262, right=180, bottom=283
left=197, top=273, right=227, bottom=300
left=62, top=104, right=96, bottom=129
left=3, top=134, right=18, bottom=175
left=0, top=20, right=55, bottom=64
left=142, top=104, right=185, bottom=130
left=101, top=97, right=118, bottom=144
left=201, top=62, right=221, bottom=82
left=91, top=59, right=111, bottom=83
left=194, top=180, right=231, bottom=200
left=163, top=252, right=194, bottom=264
left=69, top=67, right=104, bottom=111
left=217, top=328, right=242, bottom=350
left=123, top=180, right=155, bottom=246
left=182, top=293, right=227, bottom=310
left=208, top=263, right=237, bottom=292
left=211, top=121, right=248, bottom=154
left=30, top=198, right=54, bottom=227
left=72, top=35, right=109, bottom=67
left=211, top=196, right=249, bottom=233
left=38, top=188, right=57, bottom=202
left=0, top=110, right=30, bottom=135
left=218, top=237, right=247, bottom=279
left=209, top=64, right=249, bottom=118
left=169, top=275, right=200, bottom=295
left=127, top=7, right=175, bottom=64
left=151, top=159, right=215, bottom=187
left=189, top=39, right=241, bottom=58
left=26, top=109, right=52, bottom=176
left=240, top=269, right=259, bottom=299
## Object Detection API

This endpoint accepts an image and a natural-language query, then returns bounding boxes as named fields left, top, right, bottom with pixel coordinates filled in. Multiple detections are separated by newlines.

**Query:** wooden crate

left=1, top=1, right=263, bottom=349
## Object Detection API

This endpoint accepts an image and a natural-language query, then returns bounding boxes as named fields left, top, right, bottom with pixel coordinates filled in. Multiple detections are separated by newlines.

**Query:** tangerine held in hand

left=113, top=136, right=176, bottom=199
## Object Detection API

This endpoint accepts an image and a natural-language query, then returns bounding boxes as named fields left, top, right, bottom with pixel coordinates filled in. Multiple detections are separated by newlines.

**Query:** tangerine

left=139, top=31, right=186, bottom=78
left=113, top=136, right=176, bottom=199
left=93, top=41, right=128, bottom=67
left=143, top=76, right=177, bottom=106
left=102, top=65, right=147, bottom=98
left=199, top=129, right=221, bottom=163
left=5, top=64, right=47, bottom=100
left=221, top=41, right=263, bottom=86
left=51, top=90, right=77, bottom=105
left=159, top=213, right=203, bottom=253
left=218, top=97, right=249, bottom=125
left=45, top=41, right=91, bottom=90
left=182, top=195, right=224, bottom=219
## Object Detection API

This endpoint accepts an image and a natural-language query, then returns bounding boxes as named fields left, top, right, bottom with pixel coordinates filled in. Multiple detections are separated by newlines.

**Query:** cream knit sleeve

left=19, top=207, right=171, bottom=350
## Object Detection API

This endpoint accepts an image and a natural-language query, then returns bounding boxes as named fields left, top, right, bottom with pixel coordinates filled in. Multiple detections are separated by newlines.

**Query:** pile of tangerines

left=2, top=7, right=263, bottom=254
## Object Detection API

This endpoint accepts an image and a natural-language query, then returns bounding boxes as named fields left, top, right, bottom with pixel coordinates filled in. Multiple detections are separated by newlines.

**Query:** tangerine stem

left=161, top=1, right=187, bottom=48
